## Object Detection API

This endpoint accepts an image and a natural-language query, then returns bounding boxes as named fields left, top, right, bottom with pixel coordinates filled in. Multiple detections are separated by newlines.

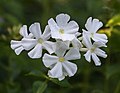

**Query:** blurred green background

left=0, top=0, right=120, bottom=93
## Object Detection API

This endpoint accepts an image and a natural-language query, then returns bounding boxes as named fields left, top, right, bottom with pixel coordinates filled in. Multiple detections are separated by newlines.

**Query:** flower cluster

left=10, top=13, right=108, bottom=81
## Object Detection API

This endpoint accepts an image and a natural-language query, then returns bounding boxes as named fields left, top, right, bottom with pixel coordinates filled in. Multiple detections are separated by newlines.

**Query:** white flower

left=83, top=36, right=107, bottom=66
left=10, top=25, right=33, bottom=55
left=48, top=13, right=79, bottom=41
left=22, top=23, right=55, bottom=59
left=42, top=43, right=80, bottom=81
left=82, top=17, right=108, bottom=43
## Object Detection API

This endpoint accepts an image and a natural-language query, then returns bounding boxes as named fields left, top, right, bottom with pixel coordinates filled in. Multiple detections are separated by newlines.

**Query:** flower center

left=90, top=47, right=96, bottom=52
left=59, top=57, right=65, bottom=62
left=38, top=38, right=44, bottom=44
left=59, top=29, right=64, bottom=34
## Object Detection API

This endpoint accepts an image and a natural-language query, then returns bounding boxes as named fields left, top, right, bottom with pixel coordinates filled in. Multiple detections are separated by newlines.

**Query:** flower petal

left=28, top=44, right=42, bottom=58
left=58, top=75, right=65, bottom=81
left=22, top=38, right=37, bottom=50
left=19, top=25, right=28, bottom=37
left=55, top=41, right=68, bottom=57
left=61, top=34, right=75, bottom=41
left=93, top=41, right=107, bottom=48
left=29, top=22, right=42, bottom=39
left=15, top=46, right=24, bottom=55
left=41, top=25, right=51, bottom=40
left=43, top=41, right=55, bottom=54
left=48, top=62, right=63, bottom=78
left=72, top=38, right=82, bottom=50
left=75, top=32, right=81, bottom=37
left=92, top=18, right=103, bottom=33
left=82, top=33, right=92, bottom=49
left=95, top=48, right=107, bottom=58
left=91, top=53, right=101, bottom=66
left=62, top=61, right=77, bottom=77
left=42, top=53, right=58, bottom=67
left=85, top=17, right=92, bottom=31
left=10, top=40, right=22, bottom=50
left=93, top=33, right=108, bottom=43
left=84, top=50, right=91, bottom=62
left=85, top=17, right=103, bottom=33
left=48, top=18, right=61, bottom=39
left=64, top=21, right=79, bottom=34
left=56, top=13, right=70, bottom=28
left=65, top=48, right=80, bottom=60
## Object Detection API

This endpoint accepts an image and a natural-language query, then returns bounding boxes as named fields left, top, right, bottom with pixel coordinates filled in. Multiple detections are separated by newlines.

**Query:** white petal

left=84, top=50, right=91, bottom=62
left=61, top=34, right=75, bottom=41
left=82, top=33, right=92, bottom=49
left=92, top=18, right=103, bottom=33
left=82, top=29, right=90, bottom=35
left=62, top=61, right=77, bottom=77
left=85, top=17, right=103, bottom=33
left=58, top=75, right=65, bottom=81
left=75, top=32, right=81, bottom=37
left=42, top=53, right=58, bottom=67
left=28, top=44, right=42, bottom=58
left=55, top=41, right=68, bottom=57
left=19, top=25, right=28, bottom=37
left=29, top=23, right=41, bottom=39
left=48, top=18, right=61, bottom=39
left=65, top=48, right=80, bottom=60
left=28, top=33, right=34, bottom=38
left=56, top=13, right=70, bottom=28
left=43, top=41, right=55, bottom=54
left=92, top=33, right=108, bottom=43
left=92, top=53, right=101, bottom=66
left=64, top=21, right=79, bottom=34
left=85, top=17, right=92, bottom=31
left=22, top=38, right=37, bottom=50
left=72, top=38, right=82, bottom=50
left=15, top=46, right=24, bottom=55
left=10, top=40, right=22, bottom=50
left=41, top=25, right=51, bottom=40
left=48, top=62, right=63, bottom=78
left=95, top=48, right=107, bottom=58
left=93, top=41, right=107, bottom=48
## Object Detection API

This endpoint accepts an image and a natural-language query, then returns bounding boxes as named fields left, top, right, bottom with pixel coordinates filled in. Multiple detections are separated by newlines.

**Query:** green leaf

left=50, top=78, right=71, bottom=87
left=26, top=70, right=46, bottom=79
left=33, top=81, right=47, bottom=93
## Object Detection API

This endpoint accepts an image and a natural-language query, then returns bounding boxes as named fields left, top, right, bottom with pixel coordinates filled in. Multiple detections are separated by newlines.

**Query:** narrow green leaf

left=114, top=81, right=120, bottom=93
left=26, top=70, right=46, bottom=79
left=33, top=81, right=47, bottom=93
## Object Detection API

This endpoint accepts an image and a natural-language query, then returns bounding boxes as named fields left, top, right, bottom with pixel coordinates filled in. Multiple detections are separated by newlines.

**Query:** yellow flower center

left=38, top=38, right=44, bottom=44
left=59, top=57, right=65, bottom=62
left=59, top=29, right=64, bottom=34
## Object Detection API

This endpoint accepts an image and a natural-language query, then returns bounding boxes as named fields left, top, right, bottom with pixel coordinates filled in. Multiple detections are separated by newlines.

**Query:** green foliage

left=0, top=0, right=120, bottom=93
left=33, top=81, right=47, bottom=93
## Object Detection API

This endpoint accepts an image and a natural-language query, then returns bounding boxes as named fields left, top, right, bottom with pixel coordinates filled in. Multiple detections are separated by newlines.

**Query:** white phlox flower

left=10, top=13, right=109, bottom=81
left=43, top=42, right=80, bottom=81
left=48, top=13, right=79, bottom=41
left=83, top=36, right=107, bottom=66
left=10, top=25, right=33, bottom=55
left=82, top=17, right=108, bottom=43
left=22, top=23, right=55, bottom=59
